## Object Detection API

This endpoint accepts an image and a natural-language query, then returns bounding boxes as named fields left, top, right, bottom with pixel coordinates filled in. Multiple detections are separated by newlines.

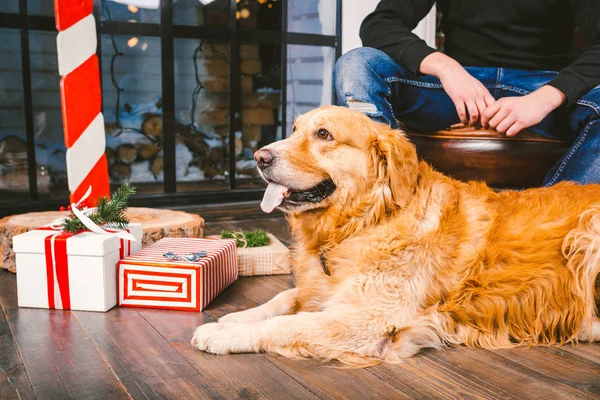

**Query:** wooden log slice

left=105, top=147, right=116, bottom=164
left=0, top=207, right=204, bottom=273
left=138, top=143, right=161, bottom=160
left=116, top=144, right=138, bottom=164
left=150, top=156, right=164, bottom=178
left=109, top=162, right=132, bottom=181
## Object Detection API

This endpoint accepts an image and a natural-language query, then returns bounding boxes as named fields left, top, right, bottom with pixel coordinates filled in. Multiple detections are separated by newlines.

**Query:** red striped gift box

left=118, top=238, right=237, bottom=312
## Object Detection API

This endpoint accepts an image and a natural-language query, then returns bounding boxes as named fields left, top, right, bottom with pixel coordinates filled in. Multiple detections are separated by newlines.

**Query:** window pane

left=174, top=39, right=230, bottom=192
left=101, top=35, right=164, bottom=194
left=0, top=29, right=30, bottom=204
left=286, top=45, right=334, bottom=135
left=28, top=0, right=54, bottom=16
left=236, top=42, right=281, bottom=189
left=236, top=0, right=281, bottom=31
left=29, top=31, right=69, bottom=201
left=288, top=0, right=336, bottom=36
left=98, top=0, right=160, bottom=24
left=0, top=1, right=19, bottom=13
left=173, top=0, right=229, bottom=27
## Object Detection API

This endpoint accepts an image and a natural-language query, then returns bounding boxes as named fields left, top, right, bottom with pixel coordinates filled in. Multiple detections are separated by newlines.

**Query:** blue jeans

left=333, top=47, right=600, bottom=186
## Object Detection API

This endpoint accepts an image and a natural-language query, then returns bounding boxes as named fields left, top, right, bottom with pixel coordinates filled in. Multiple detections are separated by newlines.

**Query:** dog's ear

left=373, top=124, right=419, bottom=209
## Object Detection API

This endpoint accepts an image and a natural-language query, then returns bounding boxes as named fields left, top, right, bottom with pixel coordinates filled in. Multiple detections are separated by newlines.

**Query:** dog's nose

left=254, top=149, right=274, bottom=168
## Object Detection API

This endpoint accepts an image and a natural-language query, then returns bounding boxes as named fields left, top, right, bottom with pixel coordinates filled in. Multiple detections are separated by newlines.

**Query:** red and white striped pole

left=54, top=0, right=110, bottom=206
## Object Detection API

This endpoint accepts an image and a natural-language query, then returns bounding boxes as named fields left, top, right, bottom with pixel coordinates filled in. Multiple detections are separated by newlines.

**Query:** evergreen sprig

left=221, top=230, right=270, bottom=248
left=61, top=182, right=136, bottom=234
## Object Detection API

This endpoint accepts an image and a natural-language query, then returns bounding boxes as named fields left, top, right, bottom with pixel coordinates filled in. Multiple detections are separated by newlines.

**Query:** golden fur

left=192, top=105, right=600, bottom=365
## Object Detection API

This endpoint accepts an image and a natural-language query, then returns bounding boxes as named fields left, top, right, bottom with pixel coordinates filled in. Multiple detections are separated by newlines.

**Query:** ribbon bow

left=49, top=186, right=136, bottom=242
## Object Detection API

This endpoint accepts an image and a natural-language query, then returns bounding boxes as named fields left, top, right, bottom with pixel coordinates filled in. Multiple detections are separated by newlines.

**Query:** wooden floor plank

left=0, top=275, right=36, bottom=400
left=561, top=342, right=600, bottom=364
left=425, top=347, right=597, bottom=399
left=73, top=307, right=224, bottom=400
left=366, top=357, right=511, bottom=400
left=138, top=308, right=319, bottom=400
left=0, top=271, right=129, bottom=400
left=268, top=357, right=416, bottom=400
left=493, top=347, right=600, bottom=396
left=207, top=281, right=415, bottom=400
left=231, top=275, right=295, bottom=305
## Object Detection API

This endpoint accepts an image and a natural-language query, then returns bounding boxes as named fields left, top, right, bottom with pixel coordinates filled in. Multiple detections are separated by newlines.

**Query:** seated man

left=334, top=0, right=600, bottom=185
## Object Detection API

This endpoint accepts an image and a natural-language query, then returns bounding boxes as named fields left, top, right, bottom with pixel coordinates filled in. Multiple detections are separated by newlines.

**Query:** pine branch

left=221, top=230, right=270, bottom=247
left=99, top=181, right=135, bottom=223
left=62, top=217, right=83, bottom=234
left=60, top=182, right=136, bottom=233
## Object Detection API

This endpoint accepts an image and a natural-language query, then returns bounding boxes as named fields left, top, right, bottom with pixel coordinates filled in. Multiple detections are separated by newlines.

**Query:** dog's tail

left=563, top=205, right=600, bottom=337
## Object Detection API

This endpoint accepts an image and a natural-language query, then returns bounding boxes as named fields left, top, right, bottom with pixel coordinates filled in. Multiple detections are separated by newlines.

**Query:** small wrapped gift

left=118, top=237, right=237, bottom=312
left=213, top=232, right=291, bottom=276
left=13, top=224, right=142, bottom=312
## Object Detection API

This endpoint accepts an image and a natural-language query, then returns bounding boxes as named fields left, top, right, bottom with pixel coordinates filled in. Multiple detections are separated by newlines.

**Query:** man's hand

left=480, top=86, right=566, bottom=136
left=420, top=52, right=495, bottom=125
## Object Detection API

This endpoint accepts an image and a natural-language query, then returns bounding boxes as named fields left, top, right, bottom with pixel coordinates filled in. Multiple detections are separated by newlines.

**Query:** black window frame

left=0, top=0, right=342, bottom=216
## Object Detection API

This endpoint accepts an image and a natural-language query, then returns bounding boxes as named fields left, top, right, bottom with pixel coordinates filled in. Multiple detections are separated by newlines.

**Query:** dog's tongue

left=261, top=183, right=289, bottom=213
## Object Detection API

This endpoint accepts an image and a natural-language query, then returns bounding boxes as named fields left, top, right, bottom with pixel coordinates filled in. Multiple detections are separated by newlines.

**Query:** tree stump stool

left=0, top=207, right=204, bottom=273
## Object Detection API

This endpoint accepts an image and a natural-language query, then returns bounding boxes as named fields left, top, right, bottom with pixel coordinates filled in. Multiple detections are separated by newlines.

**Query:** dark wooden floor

left=2, top=212, right=600, bottom=399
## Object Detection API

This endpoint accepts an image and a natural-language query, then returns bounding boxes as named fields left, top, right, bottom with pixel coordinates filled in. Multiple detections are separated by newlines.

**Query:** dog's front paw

left=191, top=322, right=253, bottom=354
left=219, top=308, right=268, bottom=324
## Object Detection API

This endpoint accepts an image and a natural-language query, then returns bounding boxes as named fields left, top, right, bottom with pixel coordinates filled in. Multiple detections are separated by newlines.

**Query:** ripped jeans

left=333, top=47, right=600, bottom=186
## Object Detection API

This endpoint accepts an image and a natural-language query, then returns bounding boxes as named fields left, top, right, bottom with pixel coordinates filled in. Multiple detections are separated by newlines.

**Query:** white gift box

left=12, top=223, right=142, bottom=312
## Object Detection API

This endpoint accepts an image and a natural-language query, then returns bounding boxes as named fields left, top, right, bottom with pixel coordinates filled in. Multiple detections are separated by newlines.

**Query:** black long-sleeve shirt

left=360, top=0, right=600, bottom=105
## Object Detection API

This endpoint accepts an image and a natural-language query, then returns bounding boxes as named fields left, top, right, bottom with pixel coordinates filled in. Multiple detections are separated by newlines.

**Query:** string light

left=127, top=4, right=138, bottom=13
left=240, top=8, right=250, bottom=18
left=127, top=37, right=139, bottom=48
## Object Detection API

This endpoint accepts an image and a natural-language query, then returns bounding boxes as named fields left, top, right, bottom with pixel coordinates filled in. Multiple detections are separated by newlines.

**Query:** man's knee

left=334, top=48, right=384, bottom=75
left=333, top=47, right=402, bottom=105
left=334, top=47, right=395, bottom=91
left=333, top=47, right=406, bottom=127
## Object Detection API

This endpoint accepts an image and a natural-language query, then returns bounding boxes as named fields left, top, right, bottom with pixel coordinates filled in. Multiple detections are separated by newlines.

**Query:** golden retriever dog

left=191, top=105, right=600, bottom=365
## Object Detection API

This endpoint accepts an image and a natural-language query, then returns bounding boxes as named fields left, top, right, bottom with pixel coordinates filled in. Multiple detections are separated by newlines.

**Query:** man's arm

left=361, top=0, right=495, bottom=125
left=360, top=0, right=437, bottom=77
left=546, top=0, right=600, bottom=105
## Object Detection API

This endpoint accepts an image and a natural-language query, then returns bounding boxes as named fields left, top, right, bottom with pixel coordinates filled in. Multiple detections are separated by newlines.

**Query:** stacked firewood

left=105, top=112, right=165, bottom=182
left=104, top=40, right=280, bottom=183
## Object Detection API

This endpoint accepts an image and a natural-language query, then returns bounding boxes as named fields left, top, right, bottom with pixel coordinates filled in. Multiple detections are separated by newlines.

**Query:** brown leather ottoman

left=405, top=125, right=570, bottom=189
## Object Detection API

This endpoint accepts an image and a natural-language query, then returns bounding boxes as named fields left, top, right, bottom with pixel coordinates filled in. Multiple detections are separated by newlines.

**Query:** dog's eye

left=316, top=129, right=332, bottom=141
left=292, top=125, right=297, bottom=132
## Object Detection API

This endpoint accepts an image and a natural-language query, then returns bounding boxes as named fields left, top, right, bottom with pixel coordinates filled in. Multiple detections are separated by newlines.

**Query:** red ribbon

left=37, top=226, right=132, bottom=310
left=38, top=227, right=76, bottom=309
left=107, top=228, right=131, bottom=259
